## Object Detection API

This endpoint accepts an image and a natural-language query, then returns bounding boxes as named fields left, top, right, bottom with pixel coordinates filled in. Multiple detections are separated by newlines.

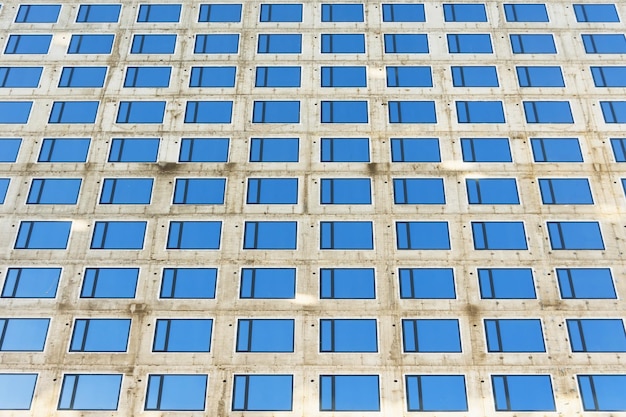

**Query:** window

left=578, top=375, right=626, bottom=411
left=391, top=138, right=440, bottom=162
left=0, top=179, right=8, bottom=203
left=194, top=34, right=239, bottom=54
left=124, top=67, right=170, bottom=88
left=258, top=34, right=301, bottom=53
left=173, top=178, right=225, bottom=204
left=320, top=221, right=373, bottom=250
left=517, top=66, right=564, bottom=87
left=190, top=66, right=236, bottom=87
left=320, top=268, right=375, bottom=299
left=568, top=319, right=626, bottom=352
left=557, top=268, right=616, bottom=299
left=131, top=34, right=177, bottom=54
left=241, top=268, right=296, bottom=299
left=492, top=375, right=555, bottom=411
left=59, top=66, right=107, bottom=87
left=250, top=138, right=299, bottom=162
left=384, top=34, right=429, bottom=53
left=16, top=5, right=61, bottom=23
left=256, top=66, right=300, bottom=87
left=456, top=101, right=505, bottom=123
left=0, top=318, right=49, bottom=351
left=2, top=268, right=61, bottom=298
left=161, top=268, right=217, bottom=299
left=396, top=222, right=450, bottom=250
left=90, top=221, right=146, bottom=249
left=591, top=66, right=626, bottom=87
left=233, top=375, right=293, bottom=411
left=601, top=101, right=626, bottom=123
left=389, top=101, right=436, bottom=123
left=76, top=5, right=121, bottom=22
left=0, top=67, right=42, bottom=88
left=485, top=319, right=545, bottom=352
left=539, top=178, right=593, bottom=204
left=320, top=375, right=380, bottom=411
left=524, top=101, right=574, bottom=123
left=236, top=319, right=294, bottom=352
left=444, top=4, right=487, bottom=22
left=153, top=319, right=212, bottom=352
left=321, top=138, right=369, bottom=162
left=472, top=221, right=527, bottom=250
left=582, top=34, right=626, bottom=53
left=452, top=66, right=499, bottom=87
left=532, top=138, right=583, bottom=162
left=0, top=102, right=32, bottom=124
left=244, top=221, right=297, bottom=249
left=399, top=268, right=455, bottom=299
left=547, top=221, right=604, bottom=250
left=260, top=4, right=302, bottom=22
left=0, top=138, right=21, bottom=162
left=199, top=4, right=242, bottom=22
left=58, top=374, right=122, bottom=410
left=406, top=375, right=468, bottom=411
left=4, top=34, right=52, bottom=54
left=574, top=4, right=619, bottom=22
left=321, top=34, right=365, bottom=53
left=27, top=178, right=81, bottom=204
left=386, top=66, right=432, bottom=87
left=322, top=4, right=363, bottom=22
left=145, top=375, right=207, bottom=411
left=49, top=101, right=98, bottom=124
left=321, top=101, right=368, bottom=123
left=393, top=178, right=445, bottom=204
left=167, top=221, right=222, bottom=249
left=137, top=4, right=181, bottom=22
left=320, top=319, right=377, bottom=352
left=247, top=178, right=298, bottom=204
left=15, top=221, right=71, bottom=249
left=479, top=268, right=536, bottom=299
left=403, top=319, right=461, bottom=352
left=109, top=138, right=159, bottom=162
left=70, top=319, right=130, bottom=352
left=504, top=4, right=548, bottom=22
left=382, top=4, right=425, bottom=22
left=117, top=101, right=165, bottom=124
left=0, top=374, right=37, bottom=410
left=81, top=268, right=138, bottom=299
left=179, top=138, right=228, bottom=162
left=184, top=101, right=233, bottom=123
left=466, top=178, right=519, bottom=204
left=100, top=178, right=153, bottom=204
left=461, top=138, right=511, bottom=162
left=321, top=66, right=366, bottom=87
left=321, top=178, right=371, bottom=204
left=447, top=34, right=492, bottom=53
left=252, top=101, right=300, bottom=123
left=511, top=34, right=556, bottom=53
left=68, top=34, right=114, bottom=54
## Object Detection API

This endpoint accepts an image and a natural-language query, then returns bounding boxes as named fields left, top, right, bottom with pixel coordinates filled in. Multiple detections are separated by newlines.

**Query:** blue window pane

left=137, top=4, right=181, bottom=22
left=402, top=319, right=461, bottom=352
left=452, top=66, right=499, bottom=87
left=393, top=178, right=445, bottom=204
left=253, top=101, right=299, bottom=123
left=58, top=374, right=122, bottom=410
left=396, top=221, right=451, bottom=250
left=321, top=34, right=365, bottom=53
left=591, top=66, right=626, bottom=87
left=240, top=268, right=296, bottom=299
left=399, top=268, right=456, bottom=299
left=510, top=34, right=556, bottom=53
left=472, top=221, right=527, bottom=250
left=4, top=35, right=52, bottom=54
left=153, top=319, right=212, bottom=352
left=99, top=178, right=153, bottom=204
left=68, top=34, right=114, bottom=54
left=27, top=178, right=81, bottom=204
left=320, top=319, right=377, bottom=352
left=539, top=178, right=593, bottom=204
left=321, top=66, right=366, bottom=87
left=0, top=67, right=42, bottom=87
left=601, top=101, right=626, bottom=123
left=77, top=5, right=121, bottom=23
left=256, top=66, right=300, bottom=87
left=244, top=221, right=297, bottom=249
left=49, top=101, right=98, bottom=124
left=195, top=34, right=239, bottom=54
left=574, top=4, right=619, bottom=22
left=391, top=138, right=440, bottom=162
left=81, top=268, right=138, bottom=299
left=124, top=67, right=170, bottom=88
left=582, top=34, right=626, bottom=53
left=386, top=66, right=432, bottom=87
left=179, top=138, right=228, bottom=162
left=532, top=138, right=583, bottom=162
left=185, top=101, right=233, bottom=123
left=382, top=4, right=425, bottom=22
left=466, top=178, right=519, bottom=204
left=389, top=101, right=436, bottom=123
left=547, top=221, right=604, bottom=250
left=0, top=179, right=8, bottom=203
left=384, top=34, right=429, bottom=53
left=0, top=374, right=37, bottom=410
left=524, top=101, right=574, bottom=123
left=59, top=66, right=107, bottom=87
left=167, top=221, right=222, bottom=249
left=320, top=268, right=375, bottom=299
left=70, top=319, right=130, bottom=352
left=485, top=319, right=545, bottom=352
left=320, top=221, right=373, bottom=250
left=236, top=319, right=294, bottom=352
left=116, top=101, right=166, bottom=123
left=173, top=178, right=225, bottom=204
left=321, top=101, right=368, bottom=123
left=15, top=221, right=71, bottom=249
left=91, top=221, right=146, bottom=250
left=444, top=4, right=487, bottom=22
left=16, top=5, right=61, bottom=23
left=131, top=34, right=177, bottom=54
left=247, top=178, right=297, bottom=204
left=578, top=375, right=626, bottom=411
left=517, top=66, right=565, bottom=87
left=190, top=66, right=236, bottom=87
left=492, top=375, right=556, bottom=411
left=320, top=375, right=380, bottom=411
left=232, top=375, right=293, bottom=411
left=406, top=375, right=468, bottom=411
left=557, top=268, right=616, bottom=299
left=260, top=4, right=303, bottom=22
left=461, top=138, right=512, bottom=162
left=478, top=268, right=536, bottom=299
left=161, top=268, right=217, bottom=299
left=199, top=4, right=242, bottom=22
left=321, top=178, right=371, bottom=204
left=250, top=138, right=298, bottom=162
left=2, top=268, right=61, bottom=298
left=0, top=318, right=49, bottom=351
left=567, top=319, right=626, bottom=352
left=504, top=4, right=549, bottom=22
left=258, top=34, right=302, bottom=53
left=321, top=138, right=369, bottom=162
left=322, top=4, right=363, bottom=22
left=447, top=34, right=493, bottom=53
left=457, top=101, right=505, bottom=123
left=0, top=102, right=32, bottom=124
left=109, top=138, right=159, bottom=162
left=0, top=138, right=21, bottom=162
left=145, top=375, right=207, bottom=411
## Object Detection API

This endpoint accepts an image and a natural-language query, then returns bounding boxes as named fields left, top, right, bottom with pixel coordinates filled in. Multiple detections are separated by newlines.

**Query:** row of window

left=5, top=33, right=626, bottom=55
left=8, top=3, right=623, bottom=24
left=2, top=266, right=618, bottom=300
